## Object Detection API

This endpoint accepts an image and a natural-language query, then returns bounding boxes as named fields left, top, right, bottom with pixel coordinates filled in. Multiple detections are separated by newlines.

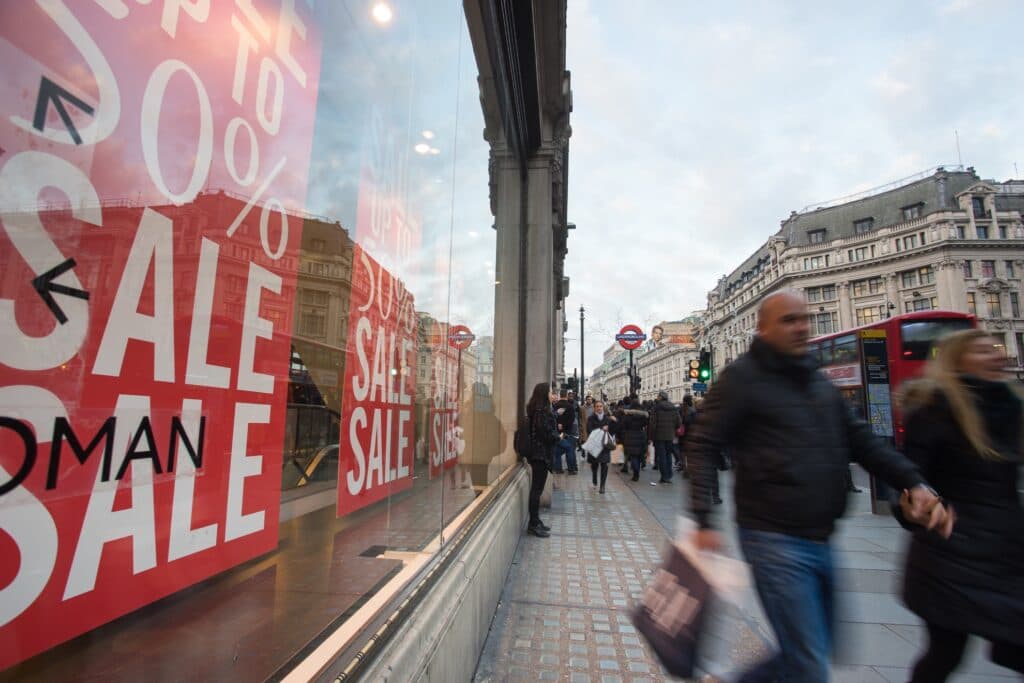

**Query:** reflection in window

left=967, top=292, right=977, bottom=314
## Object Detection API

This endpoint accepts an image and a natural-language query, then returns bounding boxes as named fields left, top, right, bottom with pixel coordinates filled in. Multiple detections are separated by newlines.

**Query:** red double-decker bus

left=809, top=311, right=976, bottom=510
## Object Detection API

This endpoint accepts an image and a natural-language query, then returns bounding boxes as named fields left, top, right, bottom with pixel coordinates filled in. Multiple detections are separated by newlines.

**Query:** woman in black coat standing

left=586, top=400, right=617, bottom=493
left=898, top=329, right=1024, bottom=681
left=525, top=382, right=560, bottom=538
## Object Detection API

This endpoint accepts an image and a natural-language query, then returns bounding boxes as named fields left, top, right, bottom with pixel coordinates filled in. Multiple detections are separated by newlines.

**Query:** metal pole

left=579, top=305, right=585, bottom=398
left=628, top=348, right=634, bottom=395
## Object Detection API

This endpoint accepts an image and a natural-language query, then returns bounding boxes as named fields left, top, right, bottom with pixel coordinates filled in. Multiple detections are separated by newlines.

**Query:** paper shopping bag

left=632, top=541, right=712, bottom=678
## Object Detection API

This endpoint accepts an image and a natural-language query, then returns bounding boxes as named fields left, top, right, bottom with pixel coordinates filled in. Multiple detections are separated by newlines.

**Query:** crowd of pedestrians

left=520, top=288, right=1022, bottom=681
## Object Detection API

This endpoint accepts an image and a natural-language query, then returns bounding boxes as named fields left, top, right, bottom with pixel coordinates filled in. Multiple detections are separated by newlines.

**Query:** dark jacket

left=898, top=377, right=1024, bottom=645
left=528, top=404, right=559, bottom=463
left=688, top=337, right=925, bottom=541
left=618, top=407, right=649, bottom=457
left=555, top=399, right=578, bottom=434
left=587, top=411, right=614, bottom=436
left=649, top=399, right=681, bottom=442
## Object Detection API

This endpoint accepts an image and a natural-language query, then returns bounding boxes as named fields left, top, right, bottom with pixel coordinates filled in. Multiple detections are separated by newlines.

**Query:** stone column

left=524, top=150, right=556, bottom=389
left=490, top=148, right=525, bottom=441
left=937, top=260, right=962, bottom=310
left=886, top=273, right=899, bottom=318
left=838, top=281, right=853, bottom=329
left=986, top=194, right=999, bottom=237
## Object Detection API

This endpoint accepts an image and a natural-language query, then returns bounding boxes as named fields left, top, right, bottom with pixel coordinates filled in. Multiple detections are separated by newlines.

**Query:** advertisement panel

left=337, top=245, right=417, bottom=516
left=0, top=1, right=321, bottom=668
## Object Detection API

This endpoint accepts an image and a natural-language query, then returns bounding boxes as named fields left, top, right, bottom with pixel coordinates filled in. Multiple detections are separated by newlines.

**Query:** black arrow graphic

left=32, top=258, right=89, bottom=325
left=32, top=77, right=95, bottom=145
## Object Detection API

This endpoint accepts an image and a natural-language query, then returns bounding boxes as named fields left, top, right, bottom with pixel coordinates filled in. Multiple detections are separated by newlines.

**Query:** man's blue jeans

left=737, top=528, right=835, bottom=683
left=552, top=436, right=577, bottom=472
left=653, top=440, right=674, bottom=482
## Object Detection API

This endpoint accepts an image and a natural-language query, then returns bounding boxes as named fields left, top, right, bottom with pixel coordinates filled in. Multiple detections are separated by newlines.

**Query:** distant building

left=699, top=166, right=1024, bottom=375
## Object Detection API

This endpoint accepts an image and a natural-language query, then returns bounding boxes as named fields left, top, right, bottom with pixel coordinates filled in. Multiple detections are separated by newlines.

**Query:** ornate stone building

left=699, top=167, right=1024, bottom=375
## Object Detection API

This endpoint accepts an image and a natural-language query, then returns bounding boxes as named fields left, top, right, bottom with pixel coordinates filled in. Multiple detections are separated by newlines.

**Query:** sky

left=562, top=0, right=1024, bottom=377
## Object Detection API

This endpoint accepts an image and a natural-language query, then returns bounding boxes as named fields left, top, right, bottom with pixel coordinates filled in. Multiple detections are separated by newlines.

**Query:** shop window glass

left=0, top=3, right=512, bottom=679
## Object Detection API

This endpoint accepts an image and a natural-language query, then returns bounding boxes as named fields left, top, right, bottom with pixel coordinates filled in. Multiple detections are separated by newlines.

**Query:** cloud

left=870, top=72, right=911, bottom=96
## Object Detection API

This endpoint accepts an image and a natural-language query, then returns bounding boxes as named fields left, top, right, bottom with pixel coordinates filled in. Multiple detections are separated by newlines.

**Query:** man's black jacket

left=688, top=337, right=925, bottom=541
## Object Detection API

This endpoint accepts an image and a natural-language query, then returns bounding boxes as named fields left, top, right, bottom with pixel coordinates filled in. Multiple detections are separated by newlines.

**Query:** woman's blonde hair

left=903, top=329, right=1006, bottom=460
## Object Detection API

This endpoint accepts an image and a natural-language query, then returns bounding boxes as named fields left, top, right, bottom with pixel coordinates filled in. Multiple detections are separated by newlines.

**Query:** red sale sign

left=427, top=323, right=462, bottom=478
left=337, top=245, right=417, bottom=516
left=0, top=1, right=321, bottom=669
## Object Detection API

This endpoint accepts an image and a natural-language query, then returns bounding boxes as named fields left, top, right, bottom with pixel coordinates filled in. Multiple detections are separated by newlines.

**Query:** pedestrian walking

left=676, top=394, right=697, bottom=475
left=553, top=391, right=579, bottom=474
left=586, top=400, right=617, bottom=493
left=687, top=290, right=953, bottom=682
left=649, top=390, right=681, bottom=484
left=618, top=395, right=650, bottom=481
left=897, top=329, right=1024, bottom=681
left=525, top=382, right=559, bottom=538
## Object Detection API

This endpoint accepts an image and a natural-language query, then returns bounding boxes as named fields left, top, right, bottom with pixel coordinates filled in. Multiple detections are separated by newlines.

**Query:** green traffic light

left=699, top=369, right=709, bottom=380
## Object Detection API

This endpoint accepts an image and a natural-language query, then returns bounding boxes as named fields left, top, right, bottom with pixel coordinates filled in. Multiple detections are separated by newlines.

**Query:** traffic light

left=688, top=358, right=700, bottom=380
left=698, top=350, right=712, bottom=382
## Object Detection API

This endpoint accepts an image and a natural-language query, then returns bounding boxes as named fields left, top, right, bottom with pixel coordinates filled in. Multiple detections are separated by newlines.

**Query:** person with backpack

left=618, top=395, right=650, bottom=482
left=523, top=382, right=559, bottom=537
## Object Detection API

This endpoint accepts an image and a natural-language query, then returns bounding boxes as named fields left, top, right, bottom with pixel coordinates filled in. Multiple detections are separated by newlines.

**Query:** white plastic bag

left=673, top=516, right=750, bottom=608
left=582, top=429, right=605, bottom=458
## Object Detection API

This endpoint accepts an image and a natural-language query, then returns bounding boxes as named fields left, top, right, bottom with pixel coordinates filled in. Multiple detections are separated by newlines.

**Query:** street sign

left=448, top=324, right=475, bottom=350
left=615, top=324, right=646, bottom=350
left=692, top=382, right=707, bottom=392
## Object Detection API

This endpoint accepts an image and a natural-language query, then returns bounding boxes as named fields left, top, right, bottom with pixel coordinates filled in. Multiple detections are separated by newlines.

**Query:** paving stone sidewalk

left=474, top=462, right=1020, bottom=682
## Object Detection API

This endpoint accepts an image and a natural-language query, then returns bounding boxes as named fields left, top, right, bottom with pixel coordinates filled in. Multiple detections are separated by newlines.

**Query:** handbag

left=632, top=539, right=713, bottom=678
left=675, top=424, right=686, bottom=438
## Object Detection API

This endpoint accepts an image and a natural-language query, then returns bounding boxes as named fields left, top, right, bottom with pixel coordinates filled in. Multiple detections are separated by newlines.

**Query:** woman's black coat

left=899, top=377, right=1023, bottom=645
left=587, top=412, right=614, bottom=463
left=528, top=404, right=559, bottom=464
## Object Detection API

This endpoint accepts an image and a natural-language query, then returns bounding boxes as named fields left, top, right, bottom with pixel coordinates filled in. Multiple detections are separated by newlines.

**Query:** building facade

left=700, top=167, right=1024, bottom=375
left=587, top=319, right=701, bottom=403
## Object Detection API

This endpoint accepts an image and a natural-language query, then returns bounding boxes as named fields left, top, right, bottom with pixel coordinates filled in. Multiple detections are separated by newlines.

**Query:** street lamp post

left=579, top=306, right=585, bottom=399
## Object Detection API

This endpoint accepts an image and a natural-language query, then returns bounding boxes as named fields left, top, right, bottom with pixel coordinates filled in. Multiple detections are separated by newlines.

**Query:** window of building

left=804, top=255, right=825, bottom=270
left=1011, top=293, right=1020, bottom=318
left=1017, top=333, right=1024, bottom=364
left=972, top=196, right=987, bottom=218
left=991, top=333, right=1007, bottom=360
left=309, top=238, right=328, bottom=252
left=851, top=277, right=884, bottom=297
left=299, top=309, right=326, bottom=337
left=1008, top=261, right=1017, bottom=278
left=854, top=218, right=874, bottom=233
left=821, top=284, right=836, bottom=301
left=808, top=229, right=826, bottom=244
left=999, top=225, right=1008, bottom=239
left=855, top=306, right=884, bottom=325
left=977, top=225, right=989, bottom=239
left=917, top=266, right=934, bottom=284
left=963, top=261, right=973, bottom=278
left=901, top=270, right=916, bottom=288
left=904, top=297, right=937, bottom=312
left=848, top=246, right=868, bottom=262
left=987, top=292, right=1002, bottom=318
left=981, top=260, right=995, bottom=278
left=902, top=204, right=923, bottom=220
left=956, top=225, right=966, bottom=239
left=967, top=292, right=977, bottom=314
left=903, top=234, right=918, bottom=249
left=812, top=311, right=838, bottom=335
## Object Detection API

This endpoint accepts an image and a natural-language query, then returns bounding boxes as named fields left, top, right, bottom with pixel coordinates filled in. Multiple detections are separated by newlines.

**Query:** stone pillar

left=885, top=273, right=899, bottom=318
left=986, top=194, right=999, bottom=237
left=524, top=151, right=556, bottom=389
left=490, top=149, right=525, bottom=439
left=838, top=281, right=853, bottom=329
left=937, top=260, right=962, bottom=310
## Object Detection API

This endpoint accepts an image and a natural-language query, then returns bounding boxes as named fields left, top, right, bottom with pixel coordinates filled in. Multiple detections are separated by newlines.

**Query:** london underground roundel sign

left=448, top=325, right=475, bottom=350
left=615, top=324, right=646, bottom=350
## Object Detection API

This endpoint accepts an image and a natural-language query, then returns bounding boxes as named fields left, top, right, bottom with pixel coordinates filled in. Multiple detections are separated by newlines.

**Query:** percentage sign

left=225, top=155, right=288, bottom=260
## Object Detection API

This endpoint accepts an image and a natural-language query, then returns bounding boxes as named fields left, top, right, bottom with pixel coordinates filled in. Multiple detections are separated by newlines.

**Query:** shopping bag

left=632, top=539, right=712, bottom=678
left=582, top=429, right=605, bottom=459
left=611, top=444, right=624, bottom=464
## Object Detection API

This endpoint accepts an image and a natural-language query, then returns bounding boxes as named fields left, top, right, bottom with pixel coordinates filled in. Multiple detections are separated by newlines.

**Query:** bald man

left=687, top=290, right=952, bottom=682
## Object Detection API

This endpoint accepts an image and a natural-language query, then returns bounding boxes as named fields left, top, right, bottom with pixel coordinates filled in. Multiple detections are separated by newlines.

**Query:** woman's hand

left=602, top=425, right=609, bottom=432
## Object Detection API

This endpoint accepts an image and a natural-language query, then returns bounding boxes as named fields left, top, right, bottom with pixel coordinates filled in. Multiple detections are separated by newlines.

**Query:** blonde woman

left=899, top=329, right=1024, bottom=681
